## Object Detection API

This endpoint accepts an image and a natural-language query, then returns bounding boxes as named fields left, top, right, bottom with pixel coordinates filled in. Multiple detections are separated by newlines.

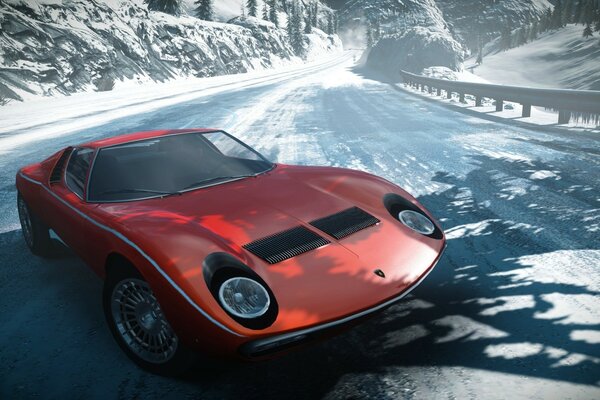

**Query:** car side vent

left=310, top=207, right=380, bottom=240
left=243, top=226, right=330, bottom=264
left=49, top=148, right=73, bottom=184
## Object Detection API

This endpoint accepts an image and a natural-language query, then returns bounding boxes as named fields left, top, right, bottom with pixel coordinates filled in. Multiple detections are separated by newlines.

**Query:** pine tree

left=262, top=1, right=269, bottom=20
left=241, top=2, right=246, bottom=17
left=281, top=0, right=288, bottom=14
left=145, top=0, right=181, bottom=15
left=542, top=8, right=553, bottom=31
left=595, top=19, right=600, bottom=32
left=574, top=0, right=585, bottom=24
left=312, top=2, right=319, bottom=28
left=247, top=0, right=258, bottom=17
left=583, top=23, right=594, bottom=36
left=551, top=0, right=564, bottom=29
left=516, top=26, right=528, bottom=45
left=583, top=0, right=596, bottom=25
left=374, top=18, right=381, bottom=41
left=366, top=22, right=374, bottom=48
left=288, top=1, right=304, bottom=55
left=500, top=25, right=512, bottom=50
left=563, top=0, right=575, bottom=23
left=269, top=0, right=279, bottom=27
left=327, top=12, right=334, bottom=35
left=529, top=20, right=539, bottom=40
left=304, top=4, right=312, bottom=34
left=194, top=0, right=213, bottom=21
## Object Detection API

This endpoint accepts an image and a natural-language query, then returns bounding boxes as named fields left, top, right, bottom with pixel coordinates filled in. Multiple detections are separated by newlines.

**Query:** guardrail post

left=446, top=90, right=452, bottom=99
left=495, top=99, right=503, bottom=112
left=558, top=111, right=571, bottom=124
left=459, top=93, right=465, bottom=103
left=428, top=86, right=433, bottom=94
left=475, top=96, right=482, bottom=107
left=522, top=104, right=531, bottom=118
left=437, top=88, right=442, bottom=96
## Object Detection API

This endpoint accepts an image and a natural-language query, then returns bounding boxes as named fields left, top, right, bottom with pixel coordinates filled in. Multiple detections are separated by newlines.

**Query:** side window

left=65, top=148, right=94, bottom=198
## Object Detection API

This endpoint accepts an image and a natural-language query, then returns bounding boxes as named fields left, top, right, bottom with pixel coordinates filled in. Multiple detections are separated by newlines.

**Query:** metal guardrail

left=399, top=70, right=600, bottom=125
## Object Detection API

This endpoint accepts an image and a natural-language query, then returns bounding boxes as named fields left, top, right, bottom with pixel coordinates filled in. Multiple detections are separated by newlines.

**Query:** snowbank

left=0, top=0, right=341, bottom=103
left=468, top=24, right=600, bottom=90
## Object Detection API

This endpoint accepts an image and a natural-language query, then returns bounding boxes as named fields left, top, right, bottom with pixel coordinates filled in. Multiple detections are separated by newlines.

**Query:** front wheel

left=103, top=264, right=197, bottom=376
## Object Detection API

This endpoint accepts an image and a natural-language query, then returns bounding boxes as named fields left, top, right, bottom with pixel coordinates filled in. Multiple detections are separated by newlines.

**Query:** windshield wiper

left=100, top=188, right=181, bottom=197
left=179, top=174, right=257, bottom=192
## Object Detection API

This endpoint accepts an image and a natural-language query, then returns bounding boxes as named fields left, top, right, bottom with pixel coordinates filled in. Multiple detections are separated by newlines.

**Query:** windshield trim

left=85, top=130, right=274, bottom=204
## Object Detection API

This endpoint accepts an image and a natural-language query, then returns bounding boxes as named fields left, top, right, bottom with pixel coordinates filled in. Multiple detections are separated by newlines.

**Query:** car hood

left=94, top=165, right=445, bottom=334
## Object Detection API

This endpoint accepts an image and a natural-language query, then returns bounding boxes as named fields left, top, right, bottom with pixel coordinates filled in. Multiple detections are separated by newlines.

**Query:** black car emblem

left=374, top=269, right=386, bottom=278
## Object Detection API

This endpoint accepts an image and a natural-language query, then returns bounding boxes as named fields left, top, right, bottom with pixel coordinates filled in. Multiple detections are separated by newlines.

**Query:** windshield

left=87, top=131, right=273, bottom=202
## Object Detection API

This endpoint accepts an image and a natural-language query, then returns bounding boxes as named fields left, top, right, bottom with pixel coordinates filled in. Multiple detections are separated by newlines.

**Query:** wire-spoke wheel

left=103, top=263, right=197, bottom=376
left=111, top=278, right=178, bottom=364
left=17, top=193, right=54, bottom=257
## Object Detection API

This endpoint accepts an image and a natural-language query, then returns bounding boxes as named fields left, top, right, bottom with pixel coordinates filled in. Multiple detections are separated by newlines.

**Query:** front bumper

left=239, top=245, right=446, bottom=358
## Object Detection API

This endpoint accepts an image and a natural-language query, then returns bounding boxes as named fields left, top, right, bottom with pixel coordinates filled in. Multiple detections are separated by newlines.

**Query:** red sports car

left=16, top=129, right=445, bottom=375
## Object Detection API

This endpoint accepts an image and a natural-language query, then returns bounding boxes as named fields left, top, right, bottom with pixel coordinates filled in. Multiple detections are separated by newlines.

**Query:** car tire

left=103, top=262, right=197, bottom=376
left=17, top=192, right=55, bottom=257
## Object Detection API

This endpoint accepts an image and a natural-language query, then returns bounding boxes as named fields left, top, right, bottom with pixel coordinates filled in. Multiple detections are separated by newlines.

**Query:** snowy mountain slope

left=0, top=0, right=341, bottom=103
left=347, top=0, right=465, bottom=74
left=436, top=0, right=553, bottom=51
left=468, top=24, right=600, bottom=90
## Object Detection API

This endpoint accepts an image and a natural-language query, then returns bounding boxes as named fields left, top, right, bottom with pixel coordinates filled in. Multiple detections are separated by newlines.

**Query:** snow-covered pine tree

left=145, top=0, right=181, bottom=15
left=304, top=5, right=313, bottom=34
left=542, top=8, right=553, bottom=32
left=529, top=20, right=539, bottom=40
left=312, top=2, right=318, bottom=28
left=583, top=23, right=594, bottom=37
left=327, top=12, right=334, bottom=35
left=247, top=0, right=258, bottom=17
left=366, top=22, right=374, bottom=48
left=269, top=0, right=279, bottom=26
left=374, top=18, right=381, bottom=42
left=282, top=0, right=288, bottom=14
left=596, top=19, right=600, bottom=32
left=500, top=25, right=512, bottom=50
left=194, top=0, right=213, bottom=21
left=288, top=1, right=304, bottom=55
left=516, top=26, right=528, bottom=45
left=263, top=1, right=269, bottom=20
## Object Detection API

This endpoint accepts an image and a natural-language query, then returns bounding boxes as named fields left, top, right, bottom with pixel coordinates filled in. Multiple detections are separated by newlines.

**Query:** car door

left=44, top=147, right=95, bottom=257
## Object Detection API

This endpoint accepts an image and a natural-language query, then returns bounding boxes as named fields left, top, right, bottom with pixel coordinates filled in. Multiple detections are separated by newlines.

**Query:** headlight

left=398, top=210, right=435, bottom=235
left=218, top=277, right=271, bottom=319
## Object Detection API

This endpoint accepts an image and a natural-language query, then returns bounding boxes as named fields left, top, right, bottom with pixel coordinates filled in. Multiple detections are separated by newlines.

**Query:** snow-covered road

left=1, top=52, right=599, bottom=399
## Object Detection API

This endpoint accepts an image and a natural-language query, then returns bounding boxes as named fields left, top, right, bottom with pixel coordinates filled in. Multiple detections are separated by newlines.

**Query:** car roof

left=77, top=128, right=220, bottom=149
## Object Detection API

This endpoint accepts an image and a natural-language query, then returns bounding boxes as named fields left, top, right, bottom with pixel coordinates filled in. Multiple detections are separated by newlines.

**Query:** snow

left=1, top=49, right=599, bottom=399
left=468, top=24, right=600, bottom=90
left=0, top=0, right=342, bottom=103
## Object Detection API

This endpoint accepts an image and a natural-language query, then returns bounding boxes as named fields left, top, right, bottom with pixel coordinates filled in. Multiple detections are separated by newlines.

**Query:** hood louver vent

left=310, top=207, right=380, bottom=240
left=49, top=148, right=73, bottom=184
left=243, top=226, right=330, bottom=264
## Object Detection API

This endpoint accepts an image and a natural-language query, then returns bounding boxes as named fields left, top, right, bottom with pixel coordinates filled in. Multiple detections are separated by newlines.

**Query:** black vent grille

left=49, top=148, right=73, bottom=184
left=243, top=226, right=330, bottom=264
left=310, top=207, right=380, bottom=240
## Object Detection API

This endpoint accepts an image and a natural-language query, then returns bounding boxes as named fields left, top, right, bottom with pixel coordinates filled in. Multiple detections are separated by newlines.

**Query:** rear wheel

left=103, top=263, right=197, bottom=376
left=17, top=193, right=54, bottom=257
